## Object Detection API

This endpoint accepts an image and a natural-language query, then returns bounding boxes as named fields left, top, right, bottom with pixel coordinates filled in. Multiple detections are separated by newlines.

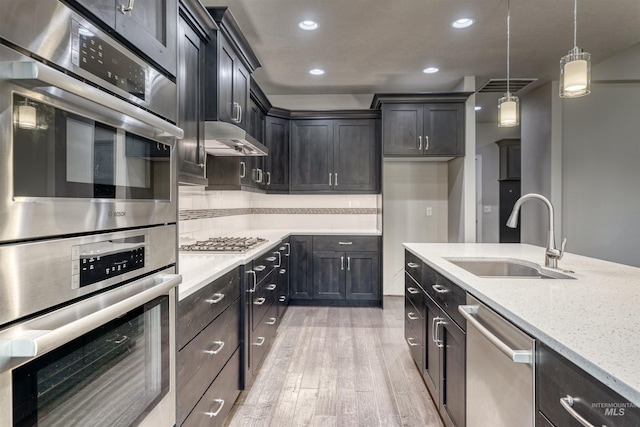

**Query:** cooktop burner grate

left=180, top=236, right=267, bottom=253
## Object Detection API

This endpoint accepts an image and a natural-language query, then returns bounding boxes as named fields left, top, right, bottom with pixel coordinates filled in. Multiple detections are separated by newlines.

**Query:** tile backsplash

left=178, top=188, right=380, bottom=240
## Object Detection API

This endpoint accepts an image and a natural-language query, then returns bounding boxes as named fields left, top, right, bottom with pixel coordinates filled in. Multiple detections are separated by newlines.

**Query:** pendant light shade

left=498, top=0, right=519, bottom=127
left=560, top=0, right=591, bottom=97
left=498, top=93, right=519, bottom=127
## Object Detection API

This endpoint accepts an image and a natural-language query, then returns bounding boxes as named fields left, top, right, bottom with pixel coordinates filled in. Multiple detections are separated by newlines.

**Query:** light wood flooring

left=225, top=297, right=444, bottom=427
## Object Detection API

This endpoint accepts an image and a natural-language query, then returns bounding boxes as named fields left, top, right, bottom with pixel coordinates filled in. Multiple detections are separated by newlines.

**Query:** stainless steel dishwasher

left=458, top=294, right=535, bottom=427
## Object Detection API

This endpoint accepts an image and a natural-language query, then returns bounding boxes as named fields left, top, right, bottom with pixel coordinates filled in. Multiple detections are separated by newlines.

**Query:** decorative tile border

left=179, top=207, right=378, bottom=221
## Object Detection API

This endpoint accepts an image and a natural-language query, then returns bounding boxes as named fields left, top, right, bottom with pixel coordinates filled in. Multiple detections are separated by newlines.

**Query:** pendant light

left=498, top=0, right=519, bottom=127
left=559, top=0, right=591, bottom=97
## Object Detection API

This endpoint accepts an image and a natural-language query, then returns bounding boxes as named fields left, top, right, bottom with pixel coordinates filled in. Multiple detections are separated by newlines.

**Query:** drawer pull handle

left=338, top=241, right=352, bottom=245
left=206, top=293, right=225, bottom=304
left=407, top=262, right=419, bottom=268
left=254, top=265, right=266, bottom=272
left=279, top=269, right=287, bottom=274
left=254, top=297, right=266, bottom=305
left=247, top=271, right=257, bottom=293
left=205, top=399, right=225, bottom=417
left=458, top=305, right=533, bottom=364
left=266, top=317, right=277, bottom=325
left=407, top=337, right=418, bottom=347
left=560, top=395, right=601, bottom=427
left=266, top=284, right=277, bottom=291
left=285, top=242, right=290, bottom=256
left=204, top=341, right=225, bottom=355
left=279, top=246, right=286, bottom=251
left=407, top=312, right=419, bottom=320
left=279, top=296, right=286, bottom=302
left=254, top=336, right=265, bottom=346
left=407, top=287, right=420, bottom=294
left=266, top=256, right=277, bottom=262
left=434, top=319, right=446, bottom=348
left=432, top=284, right=448, bottom=294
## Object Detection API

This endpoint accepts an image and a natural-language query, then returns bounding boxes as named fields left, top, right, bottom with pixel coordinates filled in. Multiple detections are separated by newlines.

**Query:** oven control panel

left=71, top=235, right=148, bottom=289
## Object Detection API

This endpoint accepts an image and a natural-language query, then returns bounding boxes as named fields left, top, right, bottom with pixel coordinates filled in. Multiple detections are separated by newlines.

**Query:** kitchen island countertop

left=178, top=229, right=381, bottom=300
left=403, top=242, right=640, bottom=407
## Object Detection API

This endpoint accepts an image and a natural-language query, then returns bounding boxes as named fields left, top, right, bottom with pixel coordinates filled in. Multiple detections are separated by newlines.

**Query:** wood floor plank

left=225, top=297, right=444, bottom=427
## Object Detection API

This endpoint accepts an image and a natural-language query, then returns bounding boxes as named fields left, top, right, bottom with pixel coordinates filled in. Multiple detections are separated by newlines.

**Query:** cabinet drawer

left=251, top=269, right=277, bottom=330
left=181, top=348, right=241, bottom=427
left=405, top=272, right=425, bottom=315
left=423, top=265, right=466, bottom=330
left=404, top=250, right=424, bottom=283
left=250, top=303, right=278, bottom=372
left=251, top=246, right=281, bottom=283
left=178, top=299, right=240, bottom=424
left=537, top=342, right=640, bottom=427
left=313, top=235, right=380, bottom=252
left=178, top=268, right=239, bottom=349
left=405, top=296, right=424, bottom=371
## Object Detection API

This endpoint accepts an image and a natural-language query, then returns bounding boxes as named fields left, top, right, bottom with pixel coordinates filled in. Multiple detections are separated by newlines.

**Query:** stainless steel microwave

left=0, top=1, right=183, bottom=243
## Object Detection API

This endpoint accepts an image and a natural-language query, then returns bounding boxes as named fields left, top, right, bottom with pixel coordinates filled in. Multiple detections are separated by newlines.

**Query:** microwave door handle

left=7, top=61, right=184, bottom=139
left=6, top=274, right=182, bottom=358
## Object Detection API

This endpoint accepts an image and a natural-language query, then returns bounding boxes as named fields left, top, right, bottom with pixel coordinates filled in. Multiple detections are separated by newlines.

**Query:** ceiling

left=202, top=0, right=640, bottom=122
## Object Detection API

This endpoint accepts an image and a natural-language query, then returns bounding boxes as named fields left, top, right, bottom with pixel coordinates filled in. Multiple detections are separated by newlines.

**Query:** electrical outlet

left=426, top=207, right=433, bottom=216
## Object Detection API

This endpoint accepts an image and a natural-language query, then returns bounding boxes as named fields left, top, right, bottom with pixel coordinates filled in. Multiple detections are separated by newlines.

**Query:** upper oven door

left=0, top=44, right=183, bottom=243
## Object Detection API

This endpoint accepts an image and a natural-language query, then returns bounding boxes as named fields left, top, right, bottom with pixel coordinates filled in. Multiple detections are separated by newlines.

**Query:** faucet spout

left=506, top=193, right=566, bottom=268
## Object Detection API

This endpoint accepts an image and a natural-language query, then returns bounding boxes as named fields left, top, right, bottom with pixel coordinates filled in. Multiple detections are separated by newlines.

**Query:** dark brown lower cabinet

left=537, top=342, right=640, bottom=427
left=289, top=235, right=314, bottom=300
left=404, top=250, right=465, bottom=427
left=424, top=293, right=466, bottom=427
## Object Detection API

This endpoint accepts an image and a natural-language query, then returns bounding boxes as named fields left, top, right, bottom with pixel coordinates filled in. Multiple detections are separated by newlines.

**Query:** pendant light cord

left=573, top=0, right=577, bottom=48
left=507, top=0, right=511, bottom=95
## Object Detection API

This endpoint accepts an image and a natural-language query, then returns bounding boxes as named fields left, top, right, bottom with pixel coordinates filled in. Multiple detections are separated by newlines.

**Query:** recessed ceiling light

left=452, top=18, right=474, bottom=29
left=475, top=106, right=482, bottom=111
left=309, top=69, right=325, bottom=75
left=423, top=67, right=439, bottom=74
left=299, top=20, right=318, bottom=30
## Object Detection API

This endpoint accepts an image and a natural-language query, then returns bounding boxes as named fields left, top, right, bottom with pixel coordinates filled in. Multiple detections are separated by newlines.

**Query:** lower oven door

left=0, top=271, right=181, bottom=427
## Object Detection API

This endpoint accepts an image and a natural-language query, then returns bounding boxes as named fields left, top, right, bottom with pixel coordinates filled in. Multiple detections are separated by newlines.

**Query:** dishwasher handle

left=458, top=304, right=532, bottom=364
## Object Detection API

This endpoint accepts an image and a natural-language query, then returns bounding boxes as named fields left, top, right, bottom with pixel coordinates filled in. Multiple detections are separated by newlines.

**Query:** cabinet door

left=217, top=37, right=236, bottom=124
left=440, top=318, right=466, bottom=427
left=345, top=252, right=380, bottom=300
left=423, top=103, right=465, bottom=156
left=177, top=15, right=206, bottom=184
left=290, top=120, right=333, bottom=192
left=313, top=251, right=345, bottom=300
left=115, top=0, right=177, bottom=76
left=382, top=104, right=423, bottom=156
left=333, top=119, right=379, bottom=192
left=424, top=295, right=441, bottom=403
left=234, top=63, right=250, bottom=130
left=289, top=236, right=313, bottom=300
left=265, top=116, right=290, bottom=192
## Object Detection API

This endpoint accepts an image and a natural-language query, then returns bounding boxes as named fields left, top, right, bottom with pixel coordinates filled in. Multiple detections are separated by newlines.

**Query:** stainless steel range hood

left=203, top=121, right=268, bottom=156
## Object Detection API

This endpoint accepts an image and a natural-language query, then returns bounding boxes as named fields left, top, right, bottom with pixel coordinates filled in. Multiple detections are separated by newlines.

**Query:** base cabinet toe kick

left=404, top=249, right=640, bottom=427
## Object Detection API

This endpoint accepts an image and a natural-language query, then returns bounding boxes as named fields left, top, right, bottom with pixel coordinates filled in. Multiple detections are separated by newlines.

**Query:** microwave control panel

left=71, top=235, right=148, bottom=289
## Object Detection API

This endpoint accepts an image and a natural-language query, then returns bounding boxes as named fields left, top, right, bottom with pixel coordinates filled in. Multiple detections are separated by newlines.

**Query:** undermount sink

left=445, top=257, right=575, bottom=280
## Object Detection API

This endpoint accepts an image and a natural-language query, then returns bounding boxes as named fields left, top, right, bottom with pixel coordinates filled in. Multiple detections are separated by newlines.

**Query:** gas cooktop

left=179, top=236, right=267, bottom=253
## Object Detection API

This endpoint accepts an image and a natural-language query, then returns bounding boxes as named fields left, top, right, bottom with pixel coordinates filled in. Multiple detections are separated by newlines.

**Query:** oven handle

left=7, top=274, right=182, bottom=358
left=6, top=61, right=184, bottom=139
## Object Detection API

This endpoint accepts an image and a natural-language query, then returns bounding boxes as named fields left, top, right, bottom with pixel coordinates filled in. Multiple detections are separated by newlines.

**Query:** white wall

left=519, top=42, right=640, bottom=266
left=562, top=81, right=640, bottom=266
left=383, top=161, right=448, bottom=295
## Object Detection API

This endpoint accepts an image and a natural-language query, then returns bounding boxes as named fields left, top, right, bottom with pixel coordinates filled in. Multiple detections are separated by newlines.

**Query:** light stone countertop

left=178, top=229, right=381, bottom=300
left=403, top=242, right=640, bottom=406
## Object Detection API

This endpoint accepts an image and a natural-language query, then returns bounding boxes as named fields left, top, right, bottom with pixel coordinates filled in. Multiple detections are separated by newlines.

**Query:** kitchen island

left=404, top=242, right=640, bottom=409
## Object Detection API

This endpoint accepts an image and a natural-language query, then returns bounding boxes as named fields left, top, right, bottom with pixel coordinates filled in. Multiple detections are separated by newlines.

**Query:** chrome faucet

left=506, top=193, right=567, bottom=268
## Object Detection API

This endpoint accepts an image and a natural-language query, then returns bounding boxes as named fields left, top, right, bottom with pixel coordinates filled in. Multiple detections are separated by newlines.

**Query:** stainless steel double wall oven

left=0, top=1, right=183, bottom=426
